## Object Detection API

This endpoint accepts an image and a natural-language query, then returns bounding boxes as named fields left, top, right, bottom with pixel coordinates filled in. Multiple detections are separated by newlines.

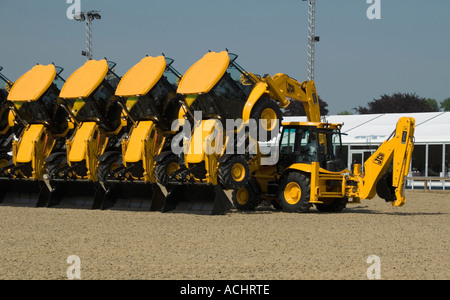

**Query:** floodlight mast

left=73, top=11, right=101, bottom=61
left=303, top=0, right=319, bottom=81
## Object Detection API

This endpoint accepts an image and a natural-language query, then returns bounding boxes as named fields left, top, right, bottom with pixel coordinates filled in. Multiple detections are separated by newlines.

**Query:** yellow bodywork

left=115, top=56, right=166, bottom=97
left=121, top=120, right=165, bottom=182
left=177, top=51, right=229, bottom=94
left=184, top=119, right=223, bottom=185
left=60, top=60, right=109, bottom=99
left=7, top=65, right=56, bottom=102
left=12, top=124, right=55, bottom=180
left=66, top=122, right=108, bottom=181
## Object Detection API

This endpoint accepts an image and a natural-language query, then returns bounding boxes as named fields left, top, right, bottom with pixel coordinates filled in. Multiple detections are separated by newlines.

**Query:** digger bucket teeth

left=162, top=184, right=232, bottom=215
left=100, top=182, right=165, bottom=211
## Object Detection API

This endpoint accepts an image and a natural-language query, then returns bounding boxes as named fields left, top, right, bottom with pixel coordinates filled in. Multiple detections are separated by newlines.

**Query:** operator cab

left=278, top=123, right=346, bottom=172
left=8, top=65, right=68, bottom=135
left=121, top=57, right=183, bottom=131
left=178, top=51, right=257, bottom=123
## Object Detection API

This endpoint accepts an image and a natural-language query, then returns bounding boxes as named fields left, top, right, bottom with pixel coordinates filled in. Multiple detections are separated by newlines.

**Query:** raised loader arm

left=262, top=74, right=321, bottom=123
left=356, top=117, right=415, bottom=207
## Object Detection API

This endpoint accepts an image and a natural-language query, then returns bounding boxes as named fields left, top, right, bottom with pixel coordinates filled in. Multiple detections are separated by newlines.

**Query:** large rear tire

left=278, top=172, right=312, bottom=213
left=250, top=98, right=282, bottom=142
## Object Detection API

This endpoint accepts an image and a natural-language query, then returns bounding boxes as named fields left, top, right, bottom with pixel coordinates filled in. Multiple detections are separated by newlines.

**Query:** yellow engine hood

left=60, top=60, right=108, bottom=99
left=115, top=56, right=166, bottom=97
left=7, top=65, right=56, bottom=102
left=177, top=51, right=229, bottom=95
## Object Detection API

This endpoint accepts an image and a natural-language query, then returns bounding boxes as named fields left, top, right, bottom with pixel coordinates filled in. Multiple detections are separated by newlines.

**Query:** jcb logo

left=373, top=153, right=385, bottom=165
left=286, top=83, right=295, bottom=94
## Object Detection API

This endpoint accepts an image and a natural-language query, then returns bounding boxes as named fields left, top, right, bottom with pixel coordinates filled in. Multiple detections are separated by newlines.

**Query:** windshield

left=67, top=78, right=121, bottom=132
left=187, top=53, right=256, bottom=122
left=0, top=70, right=13, bottom=102
left=164, top=57, right=182, bottom=88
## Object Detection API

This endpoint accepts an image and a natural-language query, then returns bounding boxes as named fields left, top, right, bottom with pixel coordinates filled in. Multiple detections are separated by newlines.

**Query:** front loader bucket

left=162, top=184, right=232, bottom=215
left=45, top=180, right=104, bottom=209
left=0, top=180, right=49, bottom=207
left=100, top=181, right=165, bottom=211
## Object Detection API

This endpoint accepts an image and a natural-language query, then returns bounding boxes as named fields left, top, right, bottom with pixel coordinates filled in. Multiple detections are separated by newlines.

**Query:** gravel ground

left=0, top=190, right=448, bottom=280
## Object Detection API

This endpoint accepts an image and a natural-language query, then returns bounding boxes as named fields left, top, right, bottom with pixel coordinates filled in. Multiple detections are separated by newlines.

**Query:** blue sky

left=0, top=0, right=449, bottom=114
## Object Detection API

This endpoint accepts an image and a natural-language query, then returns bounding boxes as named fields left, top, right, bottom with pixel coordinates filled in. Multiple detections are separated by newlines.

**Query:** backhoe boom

left=355, top=117, right=415, bottom=206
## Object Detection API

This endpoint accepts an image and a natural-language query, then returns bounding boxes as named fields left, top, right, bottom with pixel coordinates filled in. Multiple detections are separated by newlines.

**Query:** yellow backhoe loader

left=96, top=55, right=183, bottom=210
left=43, top=59, right=124, bottom=209
left=0, top=64, right=71, bottom=206
left=232, top=117, right=415, bottom=212
left=162, top=51, right=322, bottom=214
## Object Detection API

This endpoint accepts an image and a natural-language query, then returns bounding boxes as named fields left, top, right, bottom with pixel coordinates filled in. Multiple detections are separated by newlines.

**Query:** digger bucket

left=44, top=180, right=105, bottom=209
left=162, top=184, right=232, bottom=215
left=99, top=181, right=165, bottom=211
left=0, top=179, right=49, bottom=207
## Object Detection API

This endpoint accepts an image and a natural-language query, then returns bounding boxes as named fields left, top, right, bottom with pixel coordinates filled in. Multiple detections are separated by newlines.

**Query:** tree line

left=283, top=93, right=450, bottom=116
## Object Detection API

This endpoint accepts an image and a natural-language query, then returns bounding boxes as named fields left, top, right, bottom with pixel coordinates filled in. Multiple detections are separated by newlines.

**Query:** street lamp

left=73, top=10, right=101, bottom=60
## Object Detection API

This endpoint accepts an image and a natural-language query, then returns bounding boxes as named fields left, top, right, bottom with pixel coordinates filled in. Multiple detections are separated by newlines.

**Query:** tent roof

left=283, top=112, right=450, bottom=145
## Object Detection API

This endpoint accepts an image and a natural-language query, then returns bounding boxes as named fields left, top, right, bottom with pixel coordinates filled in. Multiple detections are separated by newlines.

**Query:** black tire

left=45, top=153, right=66, bottom=179
left=155, top=154, right=180, bottom=186
left=231, top=178, right=261, bottom=211
left=249, top=97, right=282, bottom=142
left=278, top=172, right=312, bottom=213
left=218, top=155, right=250, bottom=189
left=98, top=154, right=121, bottom=183
left=315, top=198, right=348, bottom=212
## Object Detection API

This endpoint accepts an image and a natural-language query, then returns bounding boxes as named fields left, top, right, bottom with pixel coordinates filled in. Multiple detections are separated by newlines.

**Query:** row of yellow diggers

left=0, top=51, right=416, bottom=215
left=0, top=51, right=292, bottom=214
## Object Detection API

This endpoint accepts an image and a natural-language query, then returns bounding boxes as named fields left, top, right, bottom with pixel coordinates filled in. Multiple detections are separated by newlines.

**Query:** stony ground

left=0, top=190, right=448, bottom=280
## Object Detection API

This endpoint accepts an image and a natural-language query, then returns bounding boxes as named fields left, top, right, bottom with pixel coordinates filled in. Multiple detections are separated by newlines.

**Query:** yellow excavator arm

left=356, top=117, right=415, bottom=206
left=261, top=74, right=321, bottom=123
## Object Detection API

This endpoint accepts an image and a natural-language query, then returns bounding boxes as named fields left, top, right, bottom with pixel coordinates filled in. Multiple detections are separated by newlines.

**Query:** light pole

left=302, top=0, right=319, bottom=81
left=73, top=11, right=101, bottom=61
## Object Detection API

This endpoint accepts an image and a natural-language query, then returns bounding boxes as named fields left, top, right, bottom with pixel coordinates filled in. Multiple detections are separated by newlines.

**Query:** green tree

left=440, top=98, right=450, bottom=111
left=425, top=98, right=439, bottom=111
left=337, top=110, right=354, bottom=115
left=356, top=93, right=439, bottom=114
left=283, top=96, right=329, bottom=116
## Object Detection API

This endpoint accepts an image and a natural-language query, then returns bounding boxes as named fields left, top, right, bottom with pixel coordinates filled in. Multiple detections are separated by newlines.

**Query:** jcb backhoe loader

left=96, top=55, right=183, bottom=210
left=232, top=117, right=415, bottom=212
left=162, top=50, right=321, bottom=214
left=0, top=64, right=71, bottom=206
left=43, top=59, right=124, bottom=209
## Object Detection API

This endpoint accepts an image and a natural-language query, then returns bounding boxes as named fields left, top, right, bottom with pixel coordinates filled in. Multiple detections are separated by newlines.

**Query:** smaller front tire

left=155, top=154, right=180, bottom=185
left=232, top=179, right=260, bottom=211
left=218, top=155, right=250, bottom=189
